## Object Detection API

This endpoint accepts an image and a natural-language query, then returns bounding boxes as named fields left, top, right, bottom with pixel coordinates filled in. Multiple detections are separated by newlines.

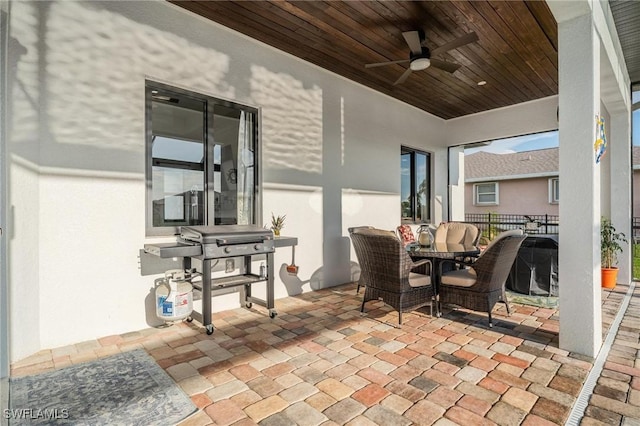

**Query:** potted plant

left=270, top=213, right=286, bottom=237
left=601, top=216, right=627, bottom=288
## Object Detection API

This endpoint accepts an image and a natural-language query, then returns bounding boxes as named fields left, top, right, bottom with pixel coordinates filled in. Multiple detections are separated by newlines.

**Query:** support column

left=448, top=146, right=465, bottom=222
left=558, top=13, right=602, bottom=356
left=610, top=111, right=632, bottom=284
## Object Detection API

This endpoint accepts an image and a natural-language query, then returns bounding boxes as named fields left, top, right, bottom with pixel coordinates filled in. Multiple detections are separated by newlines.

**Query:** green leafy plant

left=270, top=213, right=286, bottom=234
left=601, top=216, right=627, bottom=268
left=479, top=211, right=500, bottom=245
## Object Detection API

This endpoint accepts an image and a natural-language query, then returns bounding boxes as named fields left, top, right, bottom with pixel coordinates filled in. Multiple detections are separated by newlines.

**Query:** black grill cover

left=506, top=235, right=558, bottom=296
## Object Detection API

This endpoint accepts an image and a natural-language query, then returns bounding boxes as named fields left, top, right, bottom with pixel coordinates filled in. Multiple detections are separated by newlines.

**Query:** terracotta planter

left=601, top=267, right=618, bottom=289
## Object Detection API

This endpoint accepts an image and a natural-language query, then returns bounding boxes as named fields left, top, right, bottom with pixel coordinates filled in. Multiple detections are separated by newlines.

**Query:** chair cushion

left=355, top=228, right=397, bottom=238
left=408, top=272, right=431, bottom=287
left=463, top=226, right=480, bottom=246
left=371, top=229, right=398, bottom=238
left=446, top=226, right=466, bottom=244
left=440, top=268, right=477, bottom=287
left=435, top=222, right=478, bottom=245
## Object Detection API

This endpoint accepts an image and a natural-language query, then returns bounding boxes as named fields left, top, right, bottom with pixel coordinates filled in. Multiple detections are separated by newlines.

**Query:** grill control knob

left=224, top=247, right=231, bottom=254
left=254, top=244, right=262, bottom=251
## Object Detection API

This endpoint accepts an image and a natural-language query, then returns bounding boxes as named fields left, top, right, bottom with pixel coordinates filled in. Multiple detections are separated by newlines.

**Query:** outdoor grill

left=180, top=225, right=275, bottom=258
left=145, top=224, right=276, bottom=335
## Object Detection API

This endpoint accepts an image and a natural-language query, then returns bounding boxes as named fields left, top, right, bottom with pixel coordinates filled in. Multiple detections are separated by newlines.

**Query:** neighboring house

left=464, top=148, right=559, bottom=216
left=466, top=146, right=640, bottom=217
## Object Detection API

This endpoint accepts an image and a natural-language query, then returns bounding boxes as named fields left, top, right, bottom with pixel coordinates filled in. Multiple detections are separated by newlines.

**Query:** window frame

left=549, top=177, right=560, bottom=204
left=145, top=80, right=262, bottom=236
left=401, top=146, right=432, bottom=224
left=474, top=182, right=499, bottom=206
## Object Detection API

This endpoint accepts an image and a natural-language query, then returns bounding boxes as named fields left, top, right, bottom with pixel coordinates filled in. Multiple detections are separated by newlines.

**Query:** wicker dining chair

left=348, top=226, right=375, bottom=294
left=437, top=230, right=526, bottom=327
left=349, top=227, right=434, bottom=325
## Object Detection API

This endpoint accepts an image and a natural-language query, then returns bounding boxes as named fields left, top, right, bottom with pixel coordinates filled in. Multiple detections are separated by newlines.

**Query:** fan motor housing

left=410, top=46, right=431, bottom=61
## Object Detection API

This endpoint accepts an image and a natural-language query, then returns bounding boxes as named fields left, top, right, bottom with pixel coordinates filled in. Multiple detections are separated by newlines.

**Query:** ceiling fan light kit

left=365, top=30, right=479, bottom=86
left=410, top=57, right=431, bottom=71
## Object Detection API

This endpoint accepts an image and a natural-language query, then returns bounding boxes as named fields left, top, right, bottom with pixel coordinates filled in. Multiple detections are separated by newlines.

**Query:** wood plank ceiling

left=172, top=1, right=558, bottom=119
left=610, top=0, right=640, bottom=85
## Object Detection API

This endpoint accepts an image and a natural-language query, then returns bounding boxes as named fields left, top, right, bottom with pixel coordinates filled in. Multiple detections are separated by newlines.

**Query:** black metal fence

left=464, top=213, right=560, bottom=237
left=464, top=214, right=640, bottom=280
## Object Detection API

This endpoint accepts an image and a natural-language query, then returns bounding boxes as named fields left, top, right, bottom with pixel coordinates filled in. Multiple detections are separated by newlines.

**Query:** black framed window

left=401, top=147, right=431, bottom=223
left=145, top=81, right=259, bottom=235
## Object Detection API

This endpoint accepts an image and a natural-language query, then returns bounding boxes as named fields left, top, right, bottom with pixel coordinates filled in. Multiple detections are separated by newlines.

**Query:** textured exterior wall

left=465, top=177, right=559, bottom=216
left=6, top=1, right=448, bottom=360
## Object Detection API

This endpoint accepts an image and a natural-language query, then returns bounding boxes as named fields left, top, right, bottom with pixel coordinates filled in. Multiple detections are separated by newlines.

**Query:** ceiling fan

left=365, top=30, right=479, bottom=85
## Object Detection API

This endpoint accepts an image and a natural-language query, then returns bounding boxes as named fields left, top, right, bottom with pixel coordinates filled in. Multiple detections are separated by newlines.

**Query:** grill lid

left=180, top=225, right=273, bottom=245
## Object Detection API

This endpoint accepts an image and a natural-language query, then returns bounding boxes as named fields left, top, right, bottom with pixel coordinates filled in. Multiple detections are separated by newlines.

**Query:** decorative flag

left=594, top=114, right=607, bottom=164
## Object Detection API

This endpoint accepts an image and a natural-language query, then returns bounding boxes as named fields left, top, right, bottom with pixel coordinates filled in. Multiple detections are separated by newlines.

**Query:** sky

left=466, top=91, right=640, bottom=155
left=464, top=130, right=559, bottom=155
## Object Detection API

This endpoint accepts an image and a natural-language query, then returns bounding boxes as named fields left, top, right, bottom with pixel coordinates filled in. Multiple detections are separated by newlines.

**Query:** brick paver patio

left=10, top=282, right=639, bottom=425
left=582, top=283, right=640, bottom=425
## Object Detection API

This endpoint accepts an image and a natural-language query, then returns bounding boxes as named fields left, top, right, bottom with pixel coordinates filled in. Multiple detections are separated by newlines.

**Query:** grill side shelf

left=144, top=242, right=202, bottom=258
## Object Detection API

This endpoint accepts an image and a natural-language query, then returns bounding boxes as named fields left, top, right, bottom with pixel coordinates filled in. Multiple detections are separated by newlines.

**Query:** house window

left=145, top=81, right=259, bottom=235
left=474, top=182, right=498, bottom=205
left=401, top=147, right=431, bottom=223
left=549, top=178, right=559, bottom=203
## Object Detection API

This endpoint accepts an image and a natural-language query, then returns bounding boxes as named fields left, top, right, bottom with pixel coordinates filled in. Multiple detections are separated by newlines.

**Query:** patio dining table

left=407, top=242, right=480, bottom=299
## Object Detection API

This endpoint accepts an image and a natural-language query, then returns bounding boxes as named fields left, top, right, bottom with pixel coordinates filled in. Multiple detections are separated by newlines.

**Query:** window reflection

left=150, top=94, right=205, bottom=227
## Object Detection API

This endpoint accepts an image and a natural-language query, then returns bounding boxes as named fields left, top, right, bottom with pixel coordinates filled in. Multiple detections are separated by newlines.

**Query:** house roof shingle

left=465, top=146, right=640, bottom=181
left=465, top=148, right=559, bottom=181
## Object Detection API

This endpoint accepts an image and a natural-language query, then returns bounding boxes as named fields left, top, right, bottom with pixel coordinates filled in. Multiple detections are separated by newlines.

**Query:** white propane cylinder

left=156, top=269, right=193, bottom=322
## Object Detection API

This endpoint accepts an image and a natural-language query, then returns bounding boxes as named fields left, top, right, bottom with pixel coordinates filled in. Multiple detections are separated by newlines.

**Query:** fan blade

left=430, top=32, right=478, bottom=57
left=430, top=58, right=461, bottom=73
left=365, top=59, right=410, bottom=69
left=393, top=68, right=413, bottom=86
left=402, top=31, right=423, bottom=55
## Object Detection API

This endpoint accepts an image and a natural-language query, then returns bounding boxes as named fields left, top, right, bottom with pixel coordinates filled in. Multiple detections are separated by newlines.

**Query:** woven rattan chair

left=349, top=227, right=434, bottom=325
left=348, top=226, right=375, bottom=294
left=437, top=230, right=526, bottom=327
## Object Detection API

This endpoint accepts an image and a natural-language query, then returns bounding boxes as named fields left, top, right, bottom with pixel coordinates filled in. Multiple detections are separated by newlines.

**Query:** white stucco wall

left=6, top=1, right=450, bottom=361
left=445, top=96, right=559, bottom=146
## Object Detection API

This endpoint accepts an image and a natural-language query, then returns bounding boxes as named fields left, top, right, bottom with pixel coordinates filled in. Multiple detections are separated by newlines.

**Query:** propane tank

left=156, top=269, right=193, bottom=323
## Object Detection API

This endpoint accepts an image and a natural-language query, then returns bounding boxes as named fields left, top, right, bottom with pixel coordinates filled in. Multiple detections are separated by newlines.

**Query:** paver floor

left=10, top=282, right=637, bottom=425
left=582, top=283, right=640, bottom=425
